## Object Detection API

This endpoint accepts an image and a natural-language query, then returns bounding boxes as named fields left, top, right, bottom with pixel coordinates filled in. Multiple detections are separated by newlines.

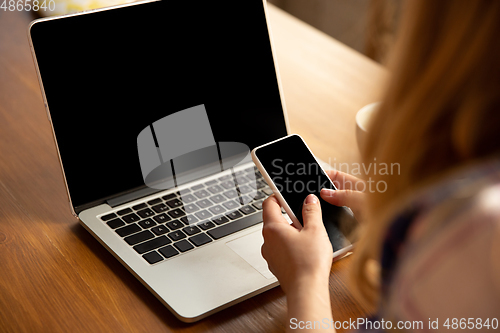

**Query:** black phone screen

left=254, top=134, right=359, bottom=251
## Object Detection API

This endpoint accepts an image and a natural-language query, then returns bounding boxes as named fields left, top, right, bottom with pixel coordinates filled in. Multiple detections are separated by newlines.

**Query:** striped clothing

left=369, top=158, right=500, bottom=331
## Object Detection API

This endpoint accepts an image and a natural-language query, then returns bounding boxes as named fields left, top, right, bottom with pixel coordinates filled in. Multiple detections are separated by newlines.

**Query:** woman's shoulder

left=384, top=161, right=500, bottom=325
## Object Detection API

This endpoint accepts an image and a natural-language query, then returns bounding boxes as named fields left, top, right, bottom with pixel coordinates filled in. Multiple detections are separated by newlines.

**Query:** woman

left=261, top=0, right=500, bottom=331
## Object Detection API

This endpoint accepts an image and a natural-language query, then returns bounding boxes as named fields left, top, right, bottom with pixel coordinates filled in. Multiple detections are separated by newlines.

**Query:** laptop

left=28, top=0, right=290, bottom=322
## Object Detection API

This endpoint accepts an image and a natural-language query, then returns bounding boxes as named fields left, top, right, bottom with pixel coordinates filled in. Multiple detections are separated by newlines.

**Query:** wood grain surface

left=0, top=4, right=386, bottom=332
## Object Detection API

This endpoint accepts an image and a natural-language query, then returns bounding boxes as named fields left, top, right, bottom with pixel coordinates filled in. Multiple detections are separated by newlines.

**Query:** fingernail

left=305, top=194, right=317, bottom=204
left=321, top=188, right=335, bottom=197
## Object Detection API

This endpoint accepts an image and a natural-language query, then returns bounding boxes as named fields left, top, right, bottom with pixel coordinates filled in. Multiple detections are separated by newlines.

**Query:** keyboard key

left=240, top=205, right=257, bottom=215
left=122, top=213, right=141, bottom=224
left=166, top=198, right=183, bottom=209
left=189, top=233, right=212, bottom=247
left=147, top=198, right=162, bottom=206
left=220, top=181, right=235, bottom=189
left=210, top=194, right=226, bottom=203
left=255, top=176, right=264, bottom=182
left=143, top=251, right=164, bottom=264
left=204, top=179, right=217, bottom=186
left=234, top=170, right=245, bottom=176
left=101, top=213, right=117, bottom=221
left=223, top=200, right=240, bottom=210
left=249, top=166, right=259, bottom=172
left=151, top=225, right=170, bottom=236
left=256, top=180, right=267, bottom=189
left=209, top=205, right=225, bottom=215
left=153, top=213, right=171, bottom=223
left=255, top=191, right=266, bottom=200
left=235, top=176, right=249, bottom=184
left=195, top=210, right=212, bottom=220
left=139, top=218, right=157, bottom=229
left=183, top=225, right=201, bottom=236
left=239, top=195, right=253, bottom=205
left=168, top=208, right=185, bottom=219
left=218, top=175, right=232, bottom=181
left=245, top=170, right=257, bottom=179
left=174, top=239, right=194, bottom=252
left=152, top=203, right=169, bottom=213
left=179, top=188, right=191, bottom=195
left=193, top=189, right=210, bottom=199
left=107, top=218, right=125, bottom=229
left=252, top=200, right=264, bottom=210
left=207, top=185, right=223, bottom=194
left=137, top=208, right=155, bottom=218
left=223, top=190, right=238, bottom=199
left=196, top=199, right=213, bottom=208
left=183, top=203, right=199, bottom=213
left=191, top=184, right=204, bottom=191
left=180, top=215, right=199, bottom=225
left=124, top=230, right=155, bottom=245
left=226, top=210, right=243, bottom=220
left=198, top=221, right=216, bottom=230
left=117, top=208, right=133, bottom=216
left=179, top=193, right=197, bottom=203
left=208, top=213, right=262, bottom=240
left=159, top=245, right=179, bottom=258
left=115, top=223, right=141, bottom=237
left=133, top=236, right=171, bottom=254
left=166, top=220, right=183, bottom=230
left=238, top=185, right=254, bottom=194
left=168, top=230, right=186, bottom=241
left=212, top=215, right=230, bottom=225
left=162, top=193, right=177, bottom=201
left=245, top=166, right=257, bottom=174
left=262, top=188, right=273, bottom=195
left=132, top=203, right=147, bottom=211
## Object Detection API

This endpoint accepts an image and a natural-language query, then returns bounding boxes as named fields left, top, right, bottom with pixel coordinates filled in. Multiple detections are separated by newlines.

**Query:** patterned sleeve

left=380, top=184, right=500, bottom=331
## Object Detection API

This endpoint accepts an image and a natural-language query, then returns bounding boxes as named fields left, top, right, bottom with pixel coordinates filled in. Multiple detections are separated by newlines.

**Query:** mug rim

left=356, top=101, right=380, bottom=132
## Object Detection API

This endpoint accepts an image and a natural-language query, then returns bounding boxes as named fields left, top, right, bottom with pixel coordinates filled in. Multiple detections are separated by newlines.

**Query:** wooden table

left=0, top=4, right=386, bottom=332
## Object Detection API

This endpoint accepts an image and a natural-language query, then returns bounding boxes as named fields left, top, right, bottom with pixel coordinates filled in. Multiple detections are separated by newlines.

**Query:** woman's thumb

left=302, top=194, right=322, bottom=229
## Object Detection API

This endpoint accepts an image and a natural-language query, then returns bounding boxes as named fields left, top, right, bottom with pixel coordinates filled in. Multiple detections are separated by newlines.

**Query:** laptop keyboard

left=99, top=166, right=273, bottom=265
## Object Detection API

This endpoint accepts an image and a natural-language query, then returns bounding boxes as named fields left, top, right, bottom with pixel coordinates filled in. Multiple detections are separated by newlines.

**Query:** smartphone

left=251, top=134, right=359, bottom=255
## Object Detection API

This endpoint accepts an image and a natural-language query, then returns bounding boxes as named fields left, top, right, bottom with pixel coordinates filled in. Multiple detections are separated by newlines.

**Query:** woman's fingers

left=320, top=188, right=365, bottom=221
left=325, top=169, right=363, bottom=190
left=262, top=194, right=289, bottom=227
left=320, top=188, right=363, bottom=207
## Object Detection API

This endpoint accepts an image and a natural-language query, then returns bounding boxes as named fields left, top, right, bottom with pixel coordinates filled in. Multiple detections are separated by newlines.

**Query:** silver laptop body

left=29, top=0, right=290, bottom=322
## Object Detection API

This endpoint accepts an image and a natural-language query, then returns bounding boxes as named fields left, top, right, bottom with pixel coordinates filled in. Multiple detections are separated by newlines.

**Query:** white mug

left=356, top=102, right=380, bottom=152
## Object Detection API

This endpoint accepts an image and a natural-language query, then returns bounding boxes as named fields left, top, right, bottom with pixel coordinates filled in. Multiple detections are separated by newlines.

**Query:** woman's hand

left=321, top=169, right=366, bottom=223
left=261, top=194, right=334, bottom=331
left=260, top=170, right=364, bottom=288
left=261, top=194, right=333, bottom=293
left=259, top=169, right=363, bottom=331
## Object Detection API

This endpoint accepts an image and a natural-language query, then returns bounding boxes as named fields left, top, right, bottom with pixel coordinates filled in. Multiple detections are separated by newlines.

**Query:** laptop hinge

left=107, top=186, right=163, bottom=208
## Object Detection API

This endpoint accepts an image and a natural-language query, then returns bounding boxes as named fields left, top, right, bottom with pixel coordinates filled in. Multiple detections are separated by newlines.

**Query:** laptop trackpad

left=226, top=231, right=275, bottom=279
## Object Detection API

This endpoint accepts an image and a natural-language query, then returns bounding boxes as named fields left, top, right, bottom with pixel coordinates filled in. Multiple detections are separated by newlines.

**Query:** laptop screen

left=30, top=0, right=288, bottom=212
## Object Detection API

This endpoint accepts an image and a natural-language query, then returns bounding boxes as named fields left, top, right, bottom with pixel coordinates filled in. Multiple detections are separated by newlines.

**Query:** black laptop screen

left=30, top=0, right=288, bottom=211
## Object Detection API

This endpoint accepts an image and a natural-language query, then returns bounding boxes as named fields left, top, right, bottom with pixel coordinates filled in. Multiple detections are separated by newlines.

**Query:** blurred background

left=268, top=0, right=402, bottom=64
